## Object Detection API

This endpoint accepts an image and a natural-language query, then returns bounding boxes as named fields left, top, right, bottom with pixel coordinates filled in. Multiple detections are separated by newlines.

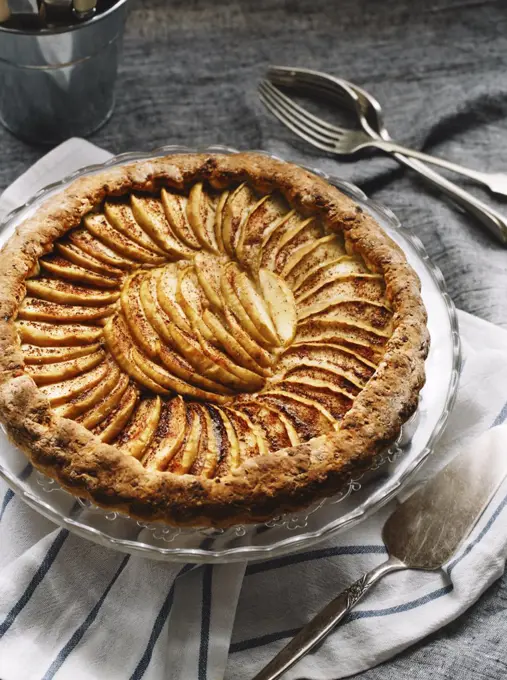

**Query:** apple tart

left=0, top=153, right=428, bottom=527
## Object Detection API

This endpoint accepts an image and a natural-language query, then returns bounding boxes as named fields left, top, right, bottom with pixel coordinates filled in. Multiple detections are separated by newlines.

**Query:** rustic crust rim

left=0, top=152, right=429, bottom=527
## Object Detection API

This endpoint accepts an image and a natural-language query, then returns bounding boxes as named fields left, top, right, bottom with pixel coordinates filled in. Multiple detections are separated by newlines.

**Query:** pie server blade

left=252, top=428, right=507, bottom=680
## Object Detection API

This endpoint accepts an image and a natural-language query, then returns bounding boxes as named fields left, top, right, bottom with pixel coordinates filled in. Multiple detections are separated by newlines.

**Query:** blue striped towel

left=1, top=140, right=507, bottom=680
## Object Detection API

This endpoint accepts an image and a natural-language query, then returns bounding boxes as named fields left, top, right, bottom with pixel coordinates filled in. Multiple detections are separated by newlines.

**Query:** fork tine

left=258, top=84, right=338, bottom=154
left=260, top=80, right=348, bottom=140
left=268, top=66, right=356, bottom=112
left=259, top=82, right=339, bottom=151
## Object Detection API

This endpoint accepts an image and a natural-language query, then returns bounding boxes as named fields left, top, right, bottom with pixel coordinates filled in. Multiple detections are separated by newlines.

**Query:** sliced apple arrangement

left=16, top=182, right=393, bottom=478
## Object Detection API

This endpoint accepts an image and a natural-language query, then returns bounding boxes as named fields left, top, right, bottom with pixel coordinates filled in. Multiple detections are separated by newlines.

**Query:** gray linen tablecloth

left=1, top=0, right=506, bottom=677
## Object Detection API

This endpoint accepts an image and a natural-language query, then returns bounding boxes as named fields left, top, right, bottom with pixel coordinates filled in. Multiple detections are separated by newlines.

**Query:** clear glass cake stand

left=0, top=146, right=461, bottom=563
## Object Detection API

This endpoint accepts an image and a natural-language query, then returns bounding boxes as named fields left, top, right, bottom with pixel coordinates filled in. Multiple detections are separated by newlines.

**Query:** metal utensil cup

left=0, top=0, right=130, bottom=145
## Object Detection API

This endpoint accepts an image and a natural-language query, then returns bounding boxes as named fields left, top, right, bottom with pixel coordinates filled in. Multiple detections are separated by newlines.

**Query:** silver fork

left=262, top=72, right=507, bottom=197
left=259, top=72, right=507, bottom=245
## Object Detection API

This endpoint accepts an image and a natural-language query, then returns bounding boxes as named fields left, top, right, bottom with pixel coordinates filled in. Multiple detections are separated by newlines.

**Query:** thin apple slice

left=278, top=363, right=360, bottom=399
left=40, top=254, right=118, bottom=289
left=189, top=404, right=221, bottom=479
left=156, top=265, right=192, bottom=332
left=228, top=407, right=269, bottom=458
left=78, top=374, right=130, bottom=429
left=220, top=265, right=273, bottom=349
left=168, top=405, right=203, bottom=475
left=194, top=251, right=224, bottom=310
left=85, top=213, right=166, bottom=265
left=121, top=273, right=160, bottom=358
left=294, top=324, right=385, bottom=365
left=303, top=304, right=394, bottom=340
left=104, top=201, right=166, bottom=255
left=25, top=277, right=119, bottom=307
left=93, top=383, right=139, bottom=443
left=221, top=183, right=257, bottom=256
left=143, top=278, right=236, bottom=394
left=68, top=227, right=137, bottom=270
left=142, top=276, right=230, bottom=400
left=257, top=390, right=337, bottom=441
left=297, top=316, right=390, bottom=346
left=186, top=183, right=219, bottom=252
left=177, top=266, right=233, bottom=349
left=202, top=309, right=270, bottom=377
left=279, top=234, right=336, bottom=281
left=218, top=408, right=264, bottom=471
left=213, top=190, right=229, bottom=253
left=259, top=208, right=295, bottom=252
left=39, top=358, right=109, bottom=406
left=130, top=195, right=193, bottom=258
left=281, top=235, right=346, bottom=289
left=278, top=353, right=368, bottom=391
left=295, top=263, right=384, bottom=305
left=141, top=273, right=181, bottom=346
left=25, top=349, right=105, bottom=386
left=280, top=343, right=375, bottom=382
left=143, top=396, right=187, bottom=471
left=56, top=241, right=124, bottom=279
left=297, top=298, right=392, bottom=326
left=274, top=218, right=325, bottom=275
left=18, top=297, right=116, bottom=324
left=56, top=358, right=122, bottom=419
left=289, top=339, right=379, bottom=372
left=167, top=322, right=261, bottom=392
left=195, top=328, right=266, bottom=390
left=132, top=344, right=230, bottom=402
left=171, top=276, right=267, bottom=387
left=17, top=320, right=103, bottom=347
left=238, top=401, right=299, bottom=452
left=296, top=277, right=387, bottom=318
left=277, top=377, right=354, bottom=421
left=21, top=343, right=101, bottom=365
left=260, top=213, right=316, bottom=272
left=258, top=269, right=297, bottom=347
left=212, top=406, right=240, bottom=475
left=186, top=403, right=211, bottom=476
left=235, top=193, right=289, bottom=271
left=103, top=315, right=171, bottom=395
left=221, top=305, right=274, bottom=369
left=175, top=266, right=213, bottom=341
left=161, top=188, right=201, bottom=249
left=158, top=345, right=233, bottom=395
left=114, top=396, right=162, bottom=460
left=231, top=265, right=280, bottom=346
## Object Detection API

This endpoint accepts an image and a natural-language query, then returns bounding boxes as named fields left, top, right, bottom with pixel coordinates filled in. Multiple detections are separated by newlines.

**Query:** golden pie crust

left=0, top=153, right=429, bottom=527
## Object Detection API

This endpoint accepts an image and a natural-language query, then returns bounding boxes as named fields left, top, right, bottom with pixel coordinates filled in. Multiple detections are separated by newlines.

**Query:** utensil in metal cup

left=0, top=0, right=130, bottom=145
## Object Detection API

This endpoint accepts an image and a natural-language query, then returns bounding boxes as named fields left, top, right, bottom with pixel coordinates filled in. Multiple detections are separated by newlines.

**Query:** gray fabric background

left=1, top=0, right=507, bottom=677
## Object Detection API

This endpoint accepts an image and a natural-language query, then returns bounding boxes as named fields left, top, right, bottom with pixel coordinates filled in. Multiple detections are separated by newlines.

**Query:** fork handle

left=371, top=140, right=494, bottom=187
left=251, top=555, right=406, bottom=680
left=369, top=143, right=507, bottom=245
left=370, top=139, right=507, bottom=198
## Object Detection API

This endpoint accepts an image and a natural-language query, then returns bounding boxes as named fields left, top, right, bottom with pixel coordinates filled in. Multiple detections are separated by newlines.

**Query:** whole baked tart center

left=11, top=166, right=399, bottom=495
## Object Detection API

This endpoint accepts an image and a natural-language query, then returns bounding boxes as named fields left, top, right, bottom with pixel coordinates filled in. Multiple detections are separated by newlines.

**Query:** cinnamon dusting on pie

left=0, top=153, right=428, bottom=526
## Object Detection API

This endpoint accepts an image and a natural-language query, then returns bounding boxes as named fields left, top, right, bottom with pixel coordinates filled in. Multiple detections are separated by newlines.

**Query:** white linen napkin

left=1, top=139, right=506, bottom=680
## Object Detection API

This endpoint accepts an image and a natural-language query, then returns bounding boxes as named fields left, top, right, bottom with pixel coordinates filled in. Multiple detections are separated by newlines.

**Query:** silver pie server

left=261, top=67, right=507, bottom=246
left=252, top=434, right=507, bottom=680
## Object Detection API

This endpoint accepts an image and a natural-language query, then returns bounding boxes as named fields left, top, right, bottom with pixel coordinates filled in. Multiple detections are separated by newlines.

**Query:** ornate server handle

left=252, top=554, right=406, bottom=680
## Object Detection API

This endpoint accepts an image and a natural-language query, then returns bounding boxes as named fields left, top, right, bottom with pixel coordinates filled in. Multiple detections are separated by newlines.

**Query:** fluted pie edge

left=0, top=153, right=429, bottom=527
